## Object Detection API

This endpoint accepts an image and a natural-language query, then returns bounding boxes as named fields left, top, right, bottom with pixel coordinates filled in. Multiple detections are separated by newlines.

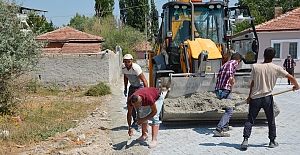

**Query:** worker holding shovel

left=241, top=47, right=299, bottom=150
left=127, top=87, right=168, bottom=149
left=213, top=53, right=243, bottom=137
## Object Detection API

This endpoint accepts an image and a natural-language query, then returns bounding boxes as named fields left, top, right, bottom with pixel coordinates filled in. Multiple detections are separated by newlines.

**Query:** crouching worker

left=127, top=87, right=167, bottom=148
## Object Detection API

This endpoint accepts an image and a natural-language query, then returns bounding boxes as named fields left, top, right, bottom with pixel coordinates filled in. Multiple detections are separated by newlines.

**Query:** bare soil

left=13, top=95, right=115, bottom=155
left=16, top=81, right=147, bottom=155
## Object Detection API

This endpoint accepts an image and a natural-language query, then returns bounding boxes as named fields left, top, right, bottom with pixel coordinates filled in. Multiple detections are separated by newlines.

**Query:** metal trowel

left=126, top=135, right=133, bottom=146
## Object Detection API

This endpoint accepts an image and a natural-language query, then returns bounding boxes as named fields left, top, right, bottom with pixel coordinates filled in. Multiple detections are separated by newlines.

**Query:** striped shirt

left=215, top=60, right=239, bottom=91
left=283, top=58, right=295, bottom=69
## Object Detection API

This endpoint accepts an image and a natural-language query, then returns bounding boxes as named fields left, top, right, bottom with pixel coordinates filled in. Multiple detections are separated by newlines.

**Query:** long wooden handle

left=235, top=88, right=294, bottom=107
left=271, top=88, right=293, bottom=96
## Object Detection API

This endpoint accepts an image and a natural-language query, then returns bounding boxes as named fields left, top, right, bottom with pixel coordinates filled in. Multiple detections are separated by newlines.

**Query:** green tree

left=150, top=0, right=159, bottom=42
left=95, top=0, right=114, bottom=18
left=84, top=15, right=145, bottom=59
left=119, top=0, right=150, bottom=32
left=119, top=0, right=126, bottom=24
left=67, top=12, right=145, bottom=60
left=0, top=1, right=42, bottom=114
left=68, top=13, right=93, bottom=31
left=27, top=12, right=57, bottom=33
left=234, top=0, right=300, bottom=32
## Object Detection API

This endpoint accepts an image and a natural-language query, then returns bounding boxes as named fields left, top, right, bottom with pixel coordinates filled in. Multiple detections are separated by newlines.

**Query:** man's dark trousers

left=286, top=68, right=294, bottom=84
left=128, top=85, right=143, bottom=124
left=243, top=95, right=276, bottom=140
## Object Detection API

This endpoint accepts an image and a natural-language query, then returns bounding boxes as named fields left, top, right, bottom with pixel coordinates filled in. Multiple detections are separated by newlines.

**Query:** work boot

left=136, top=123, right=148, bottom=142
left=241, top=138, right=248, bottom=150
left=149, top=125, right=159, bottom=148
left=213, top=130, right=230, bottom=137
left=269, top=140, right=279, bottom=148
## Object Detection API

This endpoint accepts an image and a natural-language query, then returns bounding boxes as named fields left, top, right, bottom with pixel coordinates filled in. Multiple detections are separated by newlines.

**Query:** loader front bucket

left=161, top=72, right=252, bottom=99
left=159, top=73, right=280, bottom=121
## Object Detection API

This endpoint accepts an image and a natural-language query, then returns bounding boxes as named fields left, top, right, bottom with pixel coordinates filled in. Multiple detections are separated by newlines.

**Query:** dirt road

left=107, top=80, right=149, bottom=155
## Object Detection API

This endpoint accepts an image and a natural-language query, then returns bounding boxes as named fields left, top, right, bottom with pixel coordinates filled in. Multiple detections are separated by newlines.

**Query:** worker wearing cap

left=283, top=54, right=296, bottom=85
left=122, top=54, right=148, bottom=130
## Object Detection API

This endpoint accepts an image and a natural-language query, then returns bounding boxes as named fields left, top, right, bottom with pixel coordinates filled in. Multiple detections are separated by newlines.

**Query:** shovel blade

left=235, top=100, right=247, bottom=107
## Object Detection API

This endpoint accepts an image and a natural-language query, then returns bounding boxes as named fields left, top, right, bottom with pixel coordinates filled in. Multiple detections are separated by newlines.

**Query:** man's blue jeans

left=139, top=94, right=164, bottom=126
left=215, top=90, right=234, bottom=131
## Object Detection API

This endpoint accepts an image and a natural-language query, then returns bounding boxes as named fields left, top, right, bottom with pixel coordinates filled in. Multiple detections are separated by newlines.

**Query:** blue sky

left=16, top=0, right=238, bottom=27
left=16, top=0, right=95, bottom=27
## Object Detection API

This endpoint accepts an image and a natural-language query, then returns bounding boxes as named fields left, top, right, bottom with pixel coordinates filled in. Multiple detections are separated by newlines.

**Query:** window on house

left=273, top=43, right=281, bottom=58
left=289, top=42, right=298, bottom=59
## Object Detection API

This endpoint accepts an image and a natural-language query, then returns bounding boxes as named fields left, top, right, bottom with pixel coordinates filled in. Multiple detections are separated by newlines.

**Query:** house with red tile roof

left=33, top=26, right=121, bottom=88
left=35, top=26, right=105, bottom=54
left=132, top=41, right=153, bottom=59
left=234, top=7, right=300, bottom=73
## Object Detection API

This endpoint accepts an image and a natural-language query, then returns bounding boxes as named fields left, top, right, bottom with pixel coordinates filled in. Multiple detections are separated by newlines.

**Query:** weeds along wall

left=32, top=49, right=122, bottom=89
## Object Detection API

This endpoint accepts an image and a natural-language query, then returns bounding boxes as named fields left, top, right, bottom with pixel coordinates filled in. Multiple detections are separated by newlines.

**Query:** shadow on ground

left=112, top=139, right=148, bottom=151
left=158, top=120, right=269, bottom=136
left=109, top=125, right=128, bottom=131
left=199, top=142, right=268, bottom=151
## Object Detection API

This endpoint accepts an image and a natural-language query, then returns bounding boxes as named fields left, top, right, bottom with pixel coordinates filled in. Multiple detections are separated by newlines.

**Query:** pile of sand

left=164, top=92, right=279, bottom=113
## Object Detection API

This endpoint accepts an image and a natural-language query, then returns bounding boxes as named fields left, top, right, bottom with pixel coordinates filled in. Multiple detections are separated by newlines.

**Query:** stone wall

left=32, top=49, right=122, bottom=89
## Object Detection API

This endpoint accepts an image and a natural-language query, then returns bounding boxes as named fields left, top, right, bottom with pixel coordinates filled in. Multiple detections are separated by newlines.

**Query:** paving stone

left=148, top=78, right=300, bottom=155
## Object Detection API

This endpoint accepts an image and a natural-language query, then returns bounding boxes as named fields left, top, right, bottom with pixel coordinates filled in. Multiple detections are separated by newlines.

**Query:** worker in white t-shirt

left=122, top=54, right=148, bottom=129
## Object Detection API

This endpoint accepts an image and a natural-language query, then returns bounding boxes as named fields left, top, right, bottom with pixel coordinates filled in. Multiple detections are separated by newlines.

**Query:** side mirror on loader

left=251, top=40, right=258, bottom=53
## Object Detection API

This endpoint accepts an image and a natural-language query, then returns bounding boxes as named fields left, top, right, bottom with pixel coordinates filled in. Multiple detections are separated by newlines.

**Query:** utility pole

left=145, top=13, right=148, bottom=69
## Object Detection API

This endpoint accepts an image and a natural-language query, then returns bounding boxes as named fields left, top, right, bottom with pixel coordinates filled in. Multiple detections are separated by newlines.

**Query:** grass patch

left=84, top=82, right=111, bottom=96
left=0, top=97, right=102, bottom=144
left=0, top=82, right=111, bottom=153
left=26, top=80, right=61, bottom=96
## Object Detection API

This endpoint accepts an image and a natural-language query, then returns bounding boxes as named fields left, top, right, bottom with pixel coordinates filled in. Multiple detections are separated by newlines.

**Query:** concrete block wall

left=32, top=50, right=122, bottom=89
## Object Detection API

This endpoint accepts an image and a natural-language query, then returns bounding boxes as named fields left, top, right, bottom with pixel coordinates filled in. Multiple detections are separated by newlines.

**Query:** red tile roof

left=61, top=43, right=101, bottom=53
left=42, top=43, right=101, bottom=54
left=35, top=26, right=105, bottom=42
left=255, top=7, right=300, bottom=31
left=132, top=41, right=153, bottom=52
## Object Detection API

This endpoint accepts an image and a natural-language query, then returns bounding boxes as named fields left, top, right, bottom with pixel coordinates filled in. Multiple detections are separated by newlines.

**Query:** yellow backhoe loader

left=149, top=0, right=280, bottom=121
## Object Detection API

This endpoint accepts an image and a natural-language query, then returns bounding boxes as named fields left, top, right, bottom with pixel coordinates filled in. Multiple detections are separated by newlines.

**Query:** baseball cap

left=123, top=54, right=133, bottom=60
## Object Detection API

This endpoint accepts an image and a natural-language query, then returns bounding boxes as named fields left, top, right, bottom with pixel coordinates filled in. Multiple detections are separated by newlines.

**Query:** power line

left=45, top=3, right=150, bottom=19
left=118, top=4, right=149, bottom=11
left=45, top=13, right=94, bottom=19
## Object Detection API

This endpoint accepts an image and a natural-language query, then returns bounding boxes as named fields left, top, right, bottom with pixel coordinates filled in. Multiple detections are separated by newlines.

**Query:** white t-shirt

left=250, top=62, right=288, bottom=99
left=122, top=63, right=143, bottom=87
